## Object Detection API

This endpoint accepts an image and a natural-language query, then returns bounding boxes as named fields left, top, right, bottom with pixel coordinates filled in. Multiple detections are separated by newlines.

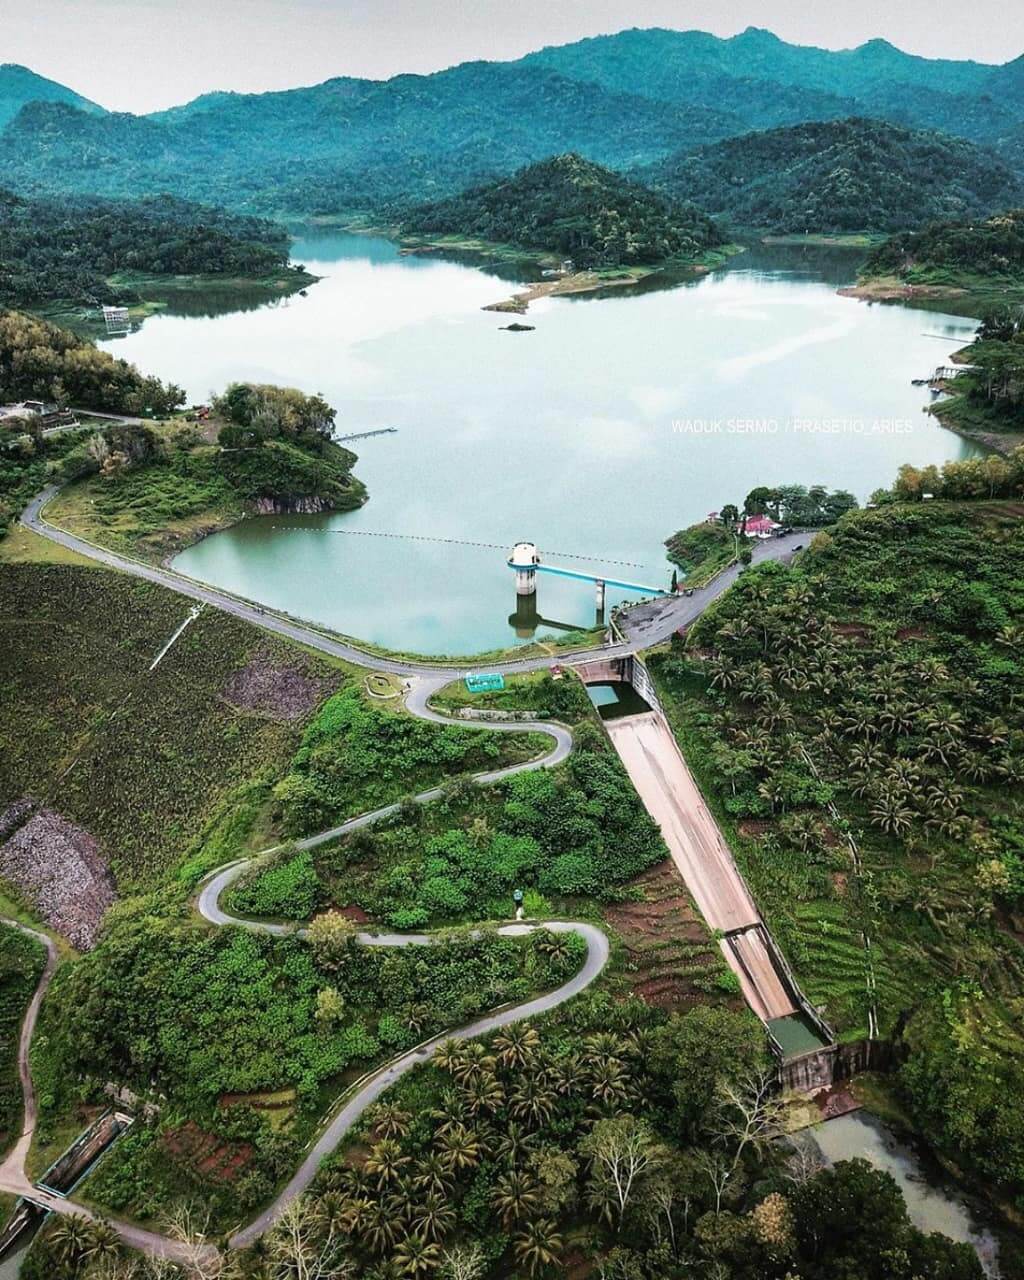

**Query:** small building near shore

left=744, top=514, right=781, bottom=540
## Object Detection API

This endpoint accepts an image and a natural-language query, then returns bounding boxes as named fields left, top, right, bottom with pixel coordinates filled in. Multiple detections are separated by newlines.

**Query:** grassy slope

left=0, top=564, right=543, bottom=893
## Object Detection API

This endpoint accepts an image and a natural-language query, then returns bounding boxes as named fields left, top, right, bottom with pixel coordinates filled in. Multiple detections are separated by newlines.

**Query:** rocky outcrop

left=0, top=807, right=116, bottom=950
left=248, top=495, right=336, bottom=516
left=222, top=651, right=333, bottom=721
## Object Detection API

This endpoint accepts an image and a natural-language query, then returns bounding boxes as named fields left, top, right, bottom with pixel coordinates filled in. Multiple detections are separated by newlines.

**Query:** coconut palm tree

left=413, top=1152, right=456, bottom=1196
left=462, top=1073, right=505, bottom=1116
left=331, top=1194, right=372, bottom=1234
left=957, top=751, right=991, bottom=784
left=588, top=1059, right=632, bottom=1107
left=534, top=933, right=571, bottom=965
left=841, top=706, right=878, bottom=739
left=365, top=1139, right=411, bottom=1188
left=49, top=1216, right=93, bottom=1266
left=386, top=1178, right=420, bottom=1225
left=924, top=782, right=964, bottom=813
left=81, top=1219, right=123, bottom=1266
left=430, top=1088, right=467, bottom=1136
left=404, top=1003, right=435, bottom=1037
left=433, top=1040, right=464, bottom=1077
left=492, top=1170, right=541, bottom=1229
left=451, top=1042, right=497, bottom=1086
left=494, top=1024, right=540, bottom=1070
left=706, top=657, right=738, bottom=691
left=361, top=1202, right=399, bottom=1255
left=925, top=708, right=965, bottom=742
left=371, top=1102, right=414, bottom=1141
left=509, top=1079, right=557, bottom=1127
left=411, top=1192, right=456, bottom=1244
left=879, top=701, right=915, bottom=737
left=997, top=753, right=1024, bottom=785
left=757, top=778, right=788, bottom=814
left=316, top=1190, right=356, bottom=1234
left=870, top=792, right=914, bottom=836
left=439, top=1124, right=482, bottom=1171
left=513, top=1219, right=564, bottom=1275
left=494, top=1121, right=538, bottom=1166
left=582, top=1032, right=627, bottom=1067
left=394, top=1233, right=442, bottom=1277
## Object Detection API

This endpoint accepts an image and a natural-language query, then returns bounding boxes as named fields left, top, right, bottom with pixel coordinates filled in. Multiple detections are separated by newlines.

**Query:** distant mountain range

left=4, top=29, right=1024, bottom=230
left=643, top=119, right=1024, bottom=234
left=0, top=63, right=103, bottom=131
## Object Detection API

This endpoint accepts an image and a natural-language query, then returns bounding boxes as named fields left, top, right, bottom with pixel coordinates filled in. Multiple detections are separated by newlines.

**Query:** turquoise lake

left=98, top=235, right=981, bottom=657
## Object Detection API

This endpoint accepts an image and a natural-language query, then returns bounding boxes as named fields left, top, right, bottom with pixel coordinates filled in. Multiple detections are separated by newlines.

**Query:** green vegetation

left=666, top=487, right=858, bottom=580
left=0, top=190, right=309, bottom=311
left=402, top=154, right=724, bottom=269
left=250, top=999, right=982, bottom=1280
left=651, top=496, right=1024, bottom=1205
left=0, top=923, right=44, bottom=1155
left=33, top=901, right=581, bottom=1229
left=43, top=384, right=366, bottom=559
left=0, top=310, right=184, bottom=415
left=0, top=416, right=94, bottom=539
left=0, top=62, right=102, bottom=131
left=272, top=685, right=547, bottom=837
left=863, top=209, right=1024, bottom=287
left=232, top=719, right=664, bottom=928
left=665, top=521, right=738, bottom=582
left=739, top=483, right=859, bottom=526
left=645, top=119, right=1024, bottom=234
left=9, top=28, right=1024, bottom=224
left=0, top=564, right=536, bottom=894
left=0, top=563, right=342, bottom=889
left=0, top=70, right=737, bottom=216
left=429, top=671, right=593, bottom=722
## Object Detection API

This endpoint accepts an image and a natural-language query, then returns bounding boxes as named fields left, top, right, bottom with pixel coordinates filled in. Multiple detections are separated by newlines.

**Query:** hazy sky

left=8, top=0, right=1024, bottom=114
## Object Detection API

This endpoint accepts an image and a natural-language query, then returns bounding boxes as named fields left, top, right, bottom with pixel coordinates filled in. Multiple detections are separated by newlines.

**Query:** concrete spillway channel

left=576, top=657, right=836, bottom=1088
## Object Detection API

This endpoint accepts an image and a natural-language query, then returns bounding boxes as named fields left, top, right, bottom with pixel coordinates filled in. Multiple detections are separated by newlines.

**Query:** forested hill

left=863, top=210, right=1024, bottom=282
left=643, top=120, right=1024, bottom=234
left=6, top=31, right=1024, bottom=220
left=401, top=154, right=724, bottom=268
left=0, top=69, right=740, bottom=215
left=519, top=27, right=1023, bottom=140
left=0, top=191, right=299, bottom=308
left=0, top=63, right=103, bottom=131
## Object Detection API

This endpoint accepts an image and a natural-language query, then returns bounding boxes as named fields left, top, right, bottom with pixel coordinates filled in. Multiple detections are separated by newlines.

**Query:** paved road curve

left=21, top=487, right=804, bottom=678
left=5, top=487, right=804, bottom=1261
left=0, top=682, right=607, bottom=1260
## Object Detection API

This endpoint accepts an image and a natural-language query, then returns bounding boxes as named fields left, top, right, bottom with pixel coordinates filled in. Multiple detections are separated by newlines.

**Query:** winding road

left=2, top=487, right=806, bottom=1263
left=0, top=681, right=607, bottom=1262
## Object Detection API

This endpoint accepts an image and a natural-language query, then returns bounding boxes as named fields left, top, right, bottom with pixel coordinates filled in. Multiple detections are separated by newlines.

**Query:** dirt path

left=0, top=921, right=57, bottom=1195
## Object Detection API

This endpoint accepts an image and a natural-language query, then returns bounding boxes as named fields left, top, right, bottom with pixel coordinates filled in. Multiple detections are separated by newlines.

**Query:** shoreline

left=838, top=279, right=969, bottom=303
left=395, top=234, right=744, bottom=313
left=33, top=265, right=319, bottom=338
left=928, top=397, right=1024, bottom=458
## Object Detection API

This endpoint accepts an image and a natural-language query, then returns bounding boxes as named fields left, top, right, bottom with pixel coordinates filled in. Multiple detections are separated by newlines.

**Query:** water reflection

left=94, top=232, right=983, bottom=655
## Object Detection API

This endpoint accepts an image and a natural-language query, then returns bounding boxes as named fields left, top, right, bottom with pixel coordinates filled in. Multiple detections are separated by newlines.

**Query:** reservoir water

left=99, top=235, right=981, bottom=657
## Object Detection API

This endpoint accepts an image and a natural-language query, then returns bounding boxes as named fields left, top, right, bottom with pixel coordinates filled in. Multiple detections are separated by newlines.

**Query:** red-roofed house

left=744, top=514, right=780, bottom=539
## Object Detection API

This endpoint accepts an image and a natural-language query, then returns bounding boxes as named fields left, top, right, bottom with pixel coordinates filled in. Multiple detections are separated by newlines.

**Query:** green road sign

left=465, top=672, right=505, bottom=693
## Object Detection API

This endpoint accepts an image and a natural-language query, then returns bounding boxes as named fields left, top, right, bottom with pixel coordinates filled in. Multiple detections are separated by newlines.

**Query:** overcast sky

left=8, top=0, right=1024, bottom=114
